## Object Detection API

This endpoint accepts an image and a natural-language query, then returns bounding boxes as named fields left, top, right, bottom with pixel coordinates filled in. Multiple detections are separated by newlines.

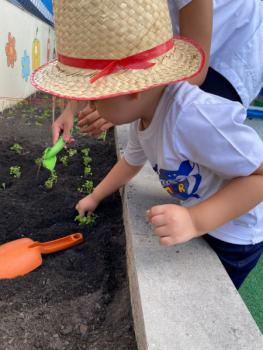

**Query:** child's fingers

left=52, top=125, right=60, bottom=145
left=78, top=109, right=98, bottom=126
left=80, top=118, right=106, bottom=135
left=75, top=203, right=85, bottom=216
left=146, top=205, right=165, bottom=221
left=101, top=122, right=114, bottom=131
left=78, top=105, right=96, bottom=119
left=63, top=129, right=72, bottom=143
left=149, top=213, right=166, bottom=227
left=159, top=236, right=174, bottom=246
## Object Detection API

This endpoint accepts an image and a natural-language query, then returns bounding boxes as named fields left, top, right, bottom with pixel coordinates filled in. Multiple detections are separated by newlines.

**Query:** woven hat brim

left=31, top=37, right=205, bottom=100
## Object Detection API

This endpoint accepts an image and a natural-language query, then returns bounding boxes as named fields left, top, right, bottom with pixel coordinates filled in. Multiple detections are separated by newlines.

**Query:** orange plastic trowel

left=0, top=233, right=84, bottom=279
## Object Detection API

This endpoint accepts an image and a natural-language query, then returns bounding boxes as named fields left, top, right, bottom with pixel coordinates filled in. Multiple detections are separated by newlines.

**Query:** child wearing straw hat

left=31, top=0, right=263, bottom=289
left=51, top=0, right=263, bottom=140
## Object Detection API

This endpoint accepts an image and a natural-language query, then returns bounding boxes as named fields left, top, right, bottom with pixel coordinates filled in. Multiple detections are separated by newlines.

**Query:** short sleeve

left=123, top=123, right=147, bottom=167
left=174, top=102, right=263, bottom=178
left=171, top=0, right=192, bottom=10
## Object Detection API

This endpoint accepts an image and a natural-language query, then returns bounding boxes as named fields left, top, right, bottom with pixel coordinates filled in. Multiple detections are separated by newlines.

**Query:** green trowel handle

left=44, top=136, right=65, bottom=159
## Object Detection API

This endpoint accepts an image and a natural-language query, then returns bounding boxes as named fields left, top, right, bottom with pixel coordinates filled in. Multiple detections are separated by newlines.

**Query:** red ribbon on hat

left=58, top=38, right=174, bottom=83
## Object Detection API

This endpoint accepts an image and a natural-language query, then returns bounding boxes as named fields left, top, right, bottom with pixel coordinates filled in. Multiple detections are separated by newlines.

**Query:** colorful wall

left=0, top=0, right=55, bottom=111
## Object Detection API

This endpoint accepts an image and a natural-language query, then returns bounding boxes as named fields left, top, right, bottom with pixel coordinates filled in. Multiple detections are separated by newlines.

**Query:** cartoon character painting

left=21, top=50, right=30, bottom=81
left=32, top=28, right=41, bottom=70
left=5, top=32, right=17, bottom=68
left=156, top=160, right=202, bottom=200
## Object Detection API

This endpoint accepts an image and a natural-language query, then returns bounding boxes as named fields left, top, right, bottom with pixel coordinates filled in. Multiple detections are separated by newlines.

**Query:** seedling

left=81, top=148, right=90, bottom=157
left=10, top=143, right=23, bottom=154
left=97, top=130, right=107, bottom=142
left=10, top=166, right=21, bottom=178
left=74, top=213, right=96, bottom=226
left=0, top=183, right=6, bottom=190
left=44, top=170, right=57, bottom=190
left=35, top=157, right=42, bottom=167
left=60, top=155, right=69, bottom=166
left=77, top=180, right=93, bottom=194
left=84, top=165, right=92, bottom=177
left=81, top=148, right=92, bottom=167
left=67, top=148, right=77, bottom=158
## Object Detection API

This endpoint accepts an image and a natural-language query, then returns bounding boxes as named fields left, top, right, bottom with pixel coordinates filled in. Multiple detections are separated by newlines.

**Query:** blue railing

left=247, top=88, right=263, bottom=120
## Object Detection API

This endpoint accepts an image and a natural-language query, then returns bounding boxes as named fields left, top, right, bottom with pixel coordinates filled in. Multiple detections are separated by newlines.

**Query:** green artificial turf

left=239, top=254, right=263, bottom=334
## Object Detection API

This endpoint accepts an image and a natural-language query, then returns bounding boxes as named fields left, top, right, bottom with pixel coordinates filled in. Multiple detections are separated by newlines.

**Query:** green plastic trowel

left=42, top=136, right=65, bottom=171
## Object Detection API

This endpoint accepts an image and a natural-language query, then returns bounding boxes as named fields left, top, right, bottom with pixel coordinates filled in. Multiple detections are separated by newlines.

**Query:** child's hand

left=146, top=204, right=199, bottom=246
left=52, top=105, right=74, bottom=144
left=78, top=106, right=113, bottom=137
left=75, top=193, right=100, bottom=216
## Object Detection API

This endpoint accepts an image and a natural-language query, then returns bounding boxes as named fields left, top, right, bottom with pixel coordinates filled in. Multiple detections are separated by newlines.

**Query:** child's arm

left=76, top=157, right=143, bottom=216
left=179, top=0, right=212, bottom=86
left=190, top=163, right=263, bottom=235
left=147, top=163, right=263, bottom=246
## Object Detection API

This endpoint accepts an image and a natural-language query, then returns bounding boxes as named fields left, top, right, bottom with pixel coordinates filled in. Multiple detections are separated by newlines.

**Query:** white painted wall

left=0, top=0, right=55, bottom=111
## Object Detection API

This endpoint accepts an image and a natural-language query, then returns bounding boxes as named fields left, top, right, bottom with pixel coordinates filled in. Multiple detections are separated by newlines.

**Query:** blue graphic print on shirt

left=154, top=160, right=202, bottom=200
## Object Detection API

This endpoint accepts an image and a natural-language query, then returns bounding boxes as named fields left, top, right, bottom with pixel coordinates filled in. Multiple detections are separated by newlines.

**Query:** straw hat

left=31, top=0, right=205, bottom=100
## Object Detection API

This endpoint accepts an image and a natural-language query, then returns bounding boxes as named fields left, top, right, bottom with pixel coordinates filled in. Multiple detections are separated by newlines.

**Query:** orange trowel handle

left=31, top=233, right=84, bottom=254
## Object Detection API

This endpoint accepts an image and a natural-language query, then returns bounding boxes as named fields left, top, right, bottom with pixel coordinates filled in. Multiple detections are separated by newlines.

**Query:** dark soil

left=0, top=94, right=137, bottom=350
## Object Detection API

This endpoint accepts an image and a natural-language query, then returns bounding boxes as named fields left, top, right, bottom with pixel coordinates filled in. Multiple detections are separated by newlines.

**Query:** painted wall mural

left=21, top=50, right=30, bottom=81
left=0, top=0, right=55, bottom=111
left=32, top=28, right=41, bottom=70
left=5, top=32, right=17, bottom=68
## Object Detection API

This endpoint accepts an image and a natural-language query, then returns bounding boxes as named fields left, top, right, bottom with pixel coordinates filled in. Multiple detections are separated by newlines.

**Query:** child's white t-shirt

left=124, top=82, right=263, bottom=245
left=167, top=0, right=263, bottom=107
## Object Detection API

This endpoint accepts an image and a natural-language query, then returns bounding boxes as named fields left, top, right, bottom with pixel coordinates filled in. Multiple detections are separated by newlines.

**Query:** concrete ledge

left=115, top=125, right=263, bottom=350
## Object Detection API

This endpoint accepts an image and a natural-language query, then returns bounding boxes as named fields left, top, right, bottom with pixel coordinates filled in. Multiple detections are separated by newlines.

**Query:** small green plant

left=77, top=180, right=93, bottom=194
left=44, top=170, right=57, bottom=189
left=83, top=156, right=92, bottom=167
left=10, top=143, right=23, bottom=154
left=97, top=130, right=107, bottom=142
left=0, top=183, right=6, bottom=190
left=10, top=166, right=21, bottom=178
left=74, top=213, right=96, bottom=226
left=67, top=148, right=77, bottom=158
left=81, top=148, right=90, bottom=157
left=35, top=157, right=42, bottom=167
left=84, top=165, right=92, bottom=177
left=60, top=155, right=69, bottom=166
left=81, top=148, right=92, bottom=167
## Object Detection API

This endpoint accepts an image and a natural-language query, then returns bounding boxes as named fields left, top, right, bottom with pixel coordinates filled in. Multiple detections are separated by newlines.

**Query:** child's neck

left=140, top=86, right=166, bottom=130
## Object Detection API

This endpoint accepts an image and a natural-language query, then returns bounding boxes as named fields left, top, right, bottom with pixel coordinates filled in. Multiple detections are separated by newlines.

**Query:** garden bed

left=0, top=94, right=137, bottom=350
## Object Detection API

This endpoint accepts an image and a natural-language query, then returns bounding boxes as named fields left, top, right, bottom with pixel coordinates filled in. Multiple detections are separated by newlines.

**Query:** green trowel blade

left=42, top=136, right=65, bottom=171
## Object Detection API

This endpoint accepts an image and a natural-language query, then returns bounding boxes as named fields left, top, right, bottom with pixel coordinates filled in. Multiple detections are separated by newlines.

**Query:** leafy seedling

left=60, top=155, right=69, bottom=166
left=10, top=143, right=23, bottom=154
left=44, top=170, right=57, bottom=190
left=35, top=157, right=42, bottom=167
left=81, top=148, right=90, bottom=157
left=68, top=149, right=77, bottom=158
left=97, top=130, right=107, bottom=142
left=84, top=165, right=92, bottom=177
left=77, top=180, right=93, bottom=194
left=10, top=166, right=21, bottom=178
left=75, top=213, right=96, bottom=226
